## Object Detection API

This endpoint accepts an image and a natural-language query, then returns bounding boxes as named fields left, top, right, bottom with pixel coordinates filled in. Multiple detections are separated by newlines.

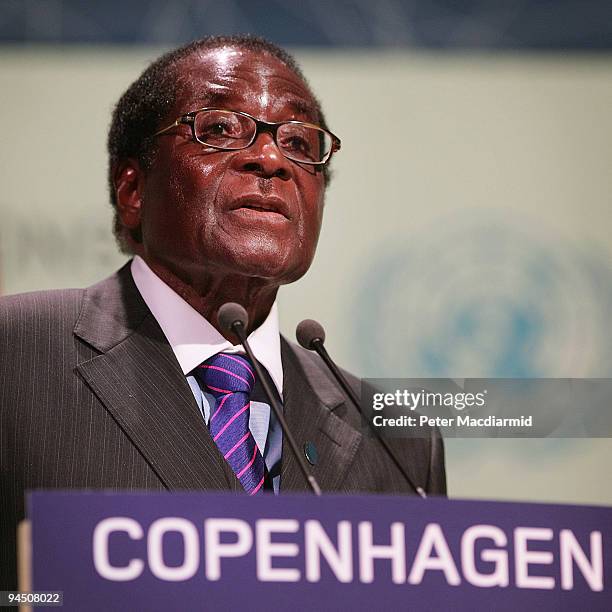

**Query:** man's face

left=138, top=47, right=326, bottom=286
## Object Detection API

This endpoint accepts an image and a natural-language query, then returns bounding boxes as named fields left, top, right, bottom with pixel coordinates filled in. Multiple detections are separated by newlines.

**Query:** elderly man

left=0, top=35, right=445, bottom=590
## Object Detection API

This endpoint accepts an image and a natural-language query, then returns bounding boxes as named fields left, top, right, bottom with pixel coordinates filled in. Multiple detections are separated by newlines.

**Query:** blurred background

left=1, top=0, right=611, bottom=504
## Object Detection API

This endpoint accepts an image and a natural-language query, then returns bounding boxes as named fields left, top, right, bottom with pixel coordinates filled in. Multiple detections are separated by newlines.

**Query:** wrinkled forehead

left=171, top=46, right=319, bottom=123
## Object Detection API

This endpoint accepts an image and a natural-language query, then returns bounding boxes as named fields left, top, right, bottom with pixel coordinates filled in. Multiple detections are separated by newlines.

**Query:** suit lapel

left=74, top=264, right=239, bottom=492
left=73, top=264, right=362, bottom=494
left=279, top=338, right=362, bottom=493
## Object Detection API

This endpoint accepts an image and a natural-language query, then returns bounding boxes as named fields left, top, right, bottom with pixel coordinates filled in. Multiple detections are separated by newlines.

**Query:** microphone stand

left=310, top=338, right=427, bottom=499
left=231, top=320, right=322, bottom=497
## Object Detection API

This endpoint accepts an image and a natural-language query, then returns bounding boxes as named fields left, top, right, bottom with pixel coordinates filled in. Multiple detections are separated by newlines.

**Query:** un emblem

left=354, top=216, right=612, bottom=378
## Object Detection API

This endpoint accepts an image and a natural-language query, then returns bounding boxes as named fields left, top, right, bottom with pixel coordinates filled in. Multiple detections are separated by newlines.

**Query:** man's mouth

left=229, top=195, right=291, bottom=220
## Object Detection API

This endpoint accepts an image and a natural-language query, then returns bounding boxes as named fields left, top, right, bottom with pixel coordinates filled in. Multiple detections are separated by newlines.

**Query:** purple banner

left=27, top=492, right=611, bottom=611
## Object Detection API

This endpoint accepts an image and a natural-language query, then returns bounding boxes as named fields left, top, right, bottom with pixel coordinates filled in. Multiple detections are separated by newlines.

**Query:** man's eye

left=283, top=135, right=311, bottom=153
left=205, top=122, right=229, bottom=135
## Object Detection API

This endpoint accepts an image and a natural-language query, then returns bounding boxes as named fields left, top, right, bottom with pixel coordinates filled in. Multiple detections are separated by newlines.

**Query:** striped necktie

left=193, top=353, right=265, bottom=495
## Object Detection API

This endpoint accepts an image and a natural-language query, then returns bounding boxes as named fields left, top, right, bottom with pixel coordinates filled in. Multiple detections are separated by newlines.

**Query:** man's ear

left=114, top=158, right=144, bottom=231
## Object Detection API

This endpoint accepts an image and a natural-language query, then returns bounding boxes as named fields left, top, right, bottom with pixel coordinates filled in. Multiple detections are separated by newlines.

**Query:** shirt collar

left=130, top=255, right=284, bottom=398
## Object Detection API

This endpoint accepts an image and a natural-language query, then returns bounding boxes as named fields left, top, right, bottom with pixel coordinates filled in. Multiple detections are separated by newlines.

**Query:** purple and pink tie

left=193, top=353, right=265, bottom=495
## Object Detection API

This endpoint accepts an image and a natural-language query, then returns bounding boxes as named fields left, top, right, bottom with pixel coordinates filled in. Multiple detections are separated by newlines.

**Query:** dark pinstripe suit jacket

left=0, top=263, right=445, bottom=590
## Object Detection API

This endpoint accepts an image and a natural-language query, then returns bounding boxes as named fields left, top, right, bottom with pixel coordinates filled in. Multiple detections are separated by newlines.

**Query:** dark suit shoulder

left=281, top=337, right=447, bottom=496
left=0, top=288, right=86, bottom=376
left=0, top=287, right=84, bottom=329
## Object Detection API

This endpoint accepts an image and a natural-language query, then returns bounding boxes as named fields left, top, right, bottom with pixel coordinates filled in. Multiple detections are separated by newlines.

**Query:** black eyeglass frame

left=154, top=107, right=341, bottom=165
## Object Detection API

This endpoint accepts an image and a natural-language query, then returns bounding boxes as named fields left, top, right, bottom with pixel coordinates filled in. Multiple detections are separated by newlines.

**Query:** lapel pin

left=304, top=441, right=318, bottom=466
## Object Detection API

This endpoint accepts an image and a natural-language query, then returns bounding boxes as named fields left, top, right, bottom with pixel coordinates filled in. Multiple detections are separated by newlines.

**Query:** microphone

left=218, top=303, right=322, bottom=497
left=296, top=319, right=427, bottom=499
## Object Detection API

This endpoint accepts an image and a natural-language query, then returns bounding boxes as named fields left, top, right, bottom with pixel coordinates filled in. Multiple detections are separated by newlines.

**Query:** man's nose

left=231, top=132, right=292, bottom=180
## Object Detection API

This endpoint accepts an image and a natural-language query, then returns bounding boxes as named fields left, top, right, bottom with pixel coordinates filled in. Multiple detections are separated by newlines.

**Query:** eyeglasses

left=154, top=107, right=341, bottom=165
